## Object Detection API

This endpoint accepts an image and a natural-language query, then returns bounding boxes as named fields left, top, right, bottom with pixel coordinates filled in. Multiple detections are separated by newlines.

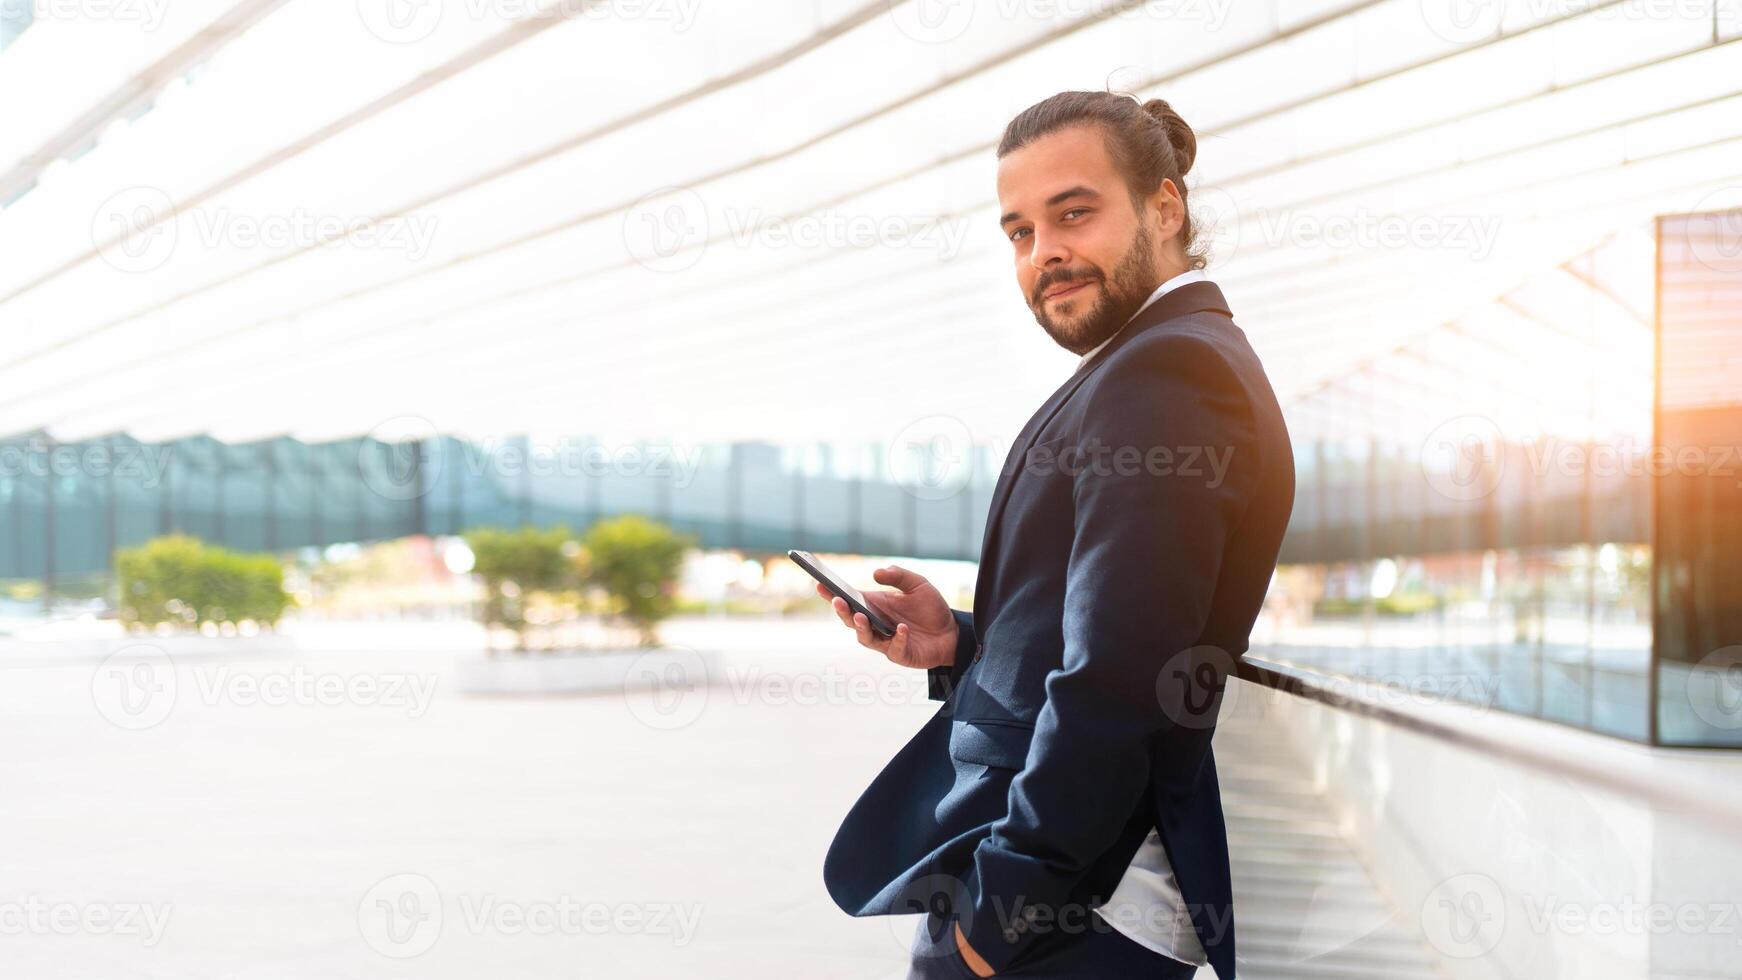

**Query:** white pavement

left=1, top=616, right=1428, bottom=979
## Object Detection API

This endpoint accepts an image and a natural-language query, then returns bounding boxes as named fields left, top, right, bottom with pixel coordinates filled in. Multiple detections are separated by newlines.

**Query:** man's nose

left=1028, top=229, right=1069, bottom=270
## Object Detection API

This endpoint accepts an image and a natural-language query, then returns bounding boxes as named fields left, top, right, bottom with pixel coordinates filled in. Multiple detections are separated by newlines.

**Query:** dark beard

left=1028, top=223, right=1157, bottom=356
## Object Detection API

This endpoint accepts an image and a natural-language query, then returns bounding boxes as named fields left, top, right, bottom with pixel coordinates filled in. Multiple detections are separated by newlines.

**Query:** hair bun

left=1142, top=98, right=1196, bottom=175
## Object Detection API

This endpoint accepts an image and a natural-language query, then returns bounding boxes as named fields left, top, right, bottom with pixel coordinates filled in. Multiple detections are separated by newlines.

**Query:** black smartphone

left=788, top=549, right=898, bottom=638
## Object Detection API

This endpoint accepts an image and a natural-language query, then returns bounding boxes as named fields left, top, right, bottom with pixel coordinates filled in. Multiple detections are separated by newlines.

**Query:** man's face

left=996, top=123, right=1167, bottom=356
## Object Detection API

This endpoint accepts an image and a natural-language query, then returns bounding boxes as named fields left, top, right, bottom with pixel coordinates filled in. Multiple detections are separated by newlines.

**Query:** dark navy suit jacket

left=823, top=281, right=1294, bottom=979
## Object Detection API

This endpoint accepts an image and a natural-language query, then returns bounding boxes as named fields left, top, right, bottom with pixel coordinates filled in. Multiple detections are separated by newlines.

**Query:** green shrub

left=1375, top=592, right=1439, bottom=616
left=462, top=518, right=691, bottom=650
left=463, top=525, right=578, bottom=651
left=116, top=534, right=291, bottom=628
left=581, top=516, right=691, bottom=647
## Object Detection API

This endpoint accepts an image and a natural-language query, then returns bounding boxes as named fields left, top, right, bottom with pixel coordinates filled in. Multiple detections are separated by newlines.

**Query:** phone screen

left=800, top=553, right=868, bottom=605
left=788, top=550, right=895, bottom=636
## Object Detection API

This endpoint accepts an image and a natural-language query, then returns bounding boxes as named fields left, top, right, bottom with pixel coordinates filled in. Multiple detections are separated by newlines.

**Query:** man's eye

left=1062, top=208, right=1089, bottom=220
left=1009, top=228, right=1031, bottom=242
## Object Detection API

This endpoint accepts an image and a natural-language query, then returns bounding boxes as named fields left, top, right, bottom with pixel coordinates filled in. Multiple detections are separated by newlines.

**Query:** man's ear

left=1147, top=178, right=1186, bottom=238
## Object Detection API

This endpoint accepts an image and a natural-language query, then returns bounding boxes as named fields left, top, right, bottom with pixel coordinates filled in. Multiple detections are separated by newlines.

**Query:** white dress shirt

left=1078, top=265, right=1212, bottom=969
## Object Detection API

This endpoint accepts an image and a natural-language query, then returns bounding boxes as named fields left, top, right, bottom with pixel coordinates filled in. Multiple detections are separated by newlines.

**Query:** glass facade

left=1653, top=209, right=1742, bottom=747
left=1253, top=212, right=1740, bottom=746
left=0, top=429, right=1002, bottom=593
left=1253, top=227, right=1666, bottom=743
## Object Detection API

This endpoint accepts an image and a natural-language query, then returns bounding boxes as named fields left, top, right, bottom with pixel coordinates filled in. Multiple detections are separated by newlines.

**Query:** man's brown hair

left=997, top=91, right=1207, bottom=270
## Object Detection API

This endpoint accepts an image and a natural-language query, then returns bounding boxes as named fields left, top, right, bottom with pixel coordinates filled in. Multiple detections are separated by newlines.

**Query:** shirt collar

left=1075, top=268, right=1209, bottom=371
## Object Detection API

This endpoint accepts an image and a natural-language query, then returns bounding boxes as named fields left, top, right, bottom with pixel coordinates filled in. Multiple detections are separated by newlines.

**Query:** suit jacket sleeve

left=957, top=332, right=1260, bottom=971
left=927, top=609, right=978, bottom=701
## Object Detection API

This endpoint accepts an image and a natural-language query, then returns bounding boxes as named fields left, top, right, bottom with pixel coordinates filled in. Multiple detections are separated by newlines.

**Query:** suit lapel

left=971, top=281, right=1234, bottom=623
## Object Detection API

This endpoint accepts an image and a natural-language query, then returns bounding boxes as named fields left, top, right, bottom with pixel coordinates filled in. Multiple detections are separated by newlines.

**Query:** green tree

left=582, top=516, right=690, bottom=647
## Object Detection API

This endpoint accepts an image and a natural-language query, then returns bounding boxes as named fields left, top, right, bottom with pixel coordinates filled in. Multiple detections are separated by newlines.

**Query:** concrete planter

left=454, top=646, right=719, bottom=696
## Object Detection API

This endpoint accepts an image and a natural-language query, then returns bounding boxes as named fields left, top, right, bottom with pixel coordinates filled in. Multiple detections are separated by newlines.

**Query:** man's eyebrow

left=999, top=185, right=1101, bottom=226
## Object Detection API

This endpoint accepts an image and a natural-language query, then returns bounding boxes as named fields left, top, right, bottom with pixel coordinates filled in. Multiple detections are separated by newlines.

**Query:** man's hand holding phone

left=818, top=565, right=958, bottom=671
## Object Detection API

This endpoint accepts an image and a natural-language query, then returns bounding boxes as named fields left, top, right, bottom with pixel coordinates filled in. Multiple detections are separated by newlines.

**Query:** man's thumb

left=875, top=565, right=925, bottom=592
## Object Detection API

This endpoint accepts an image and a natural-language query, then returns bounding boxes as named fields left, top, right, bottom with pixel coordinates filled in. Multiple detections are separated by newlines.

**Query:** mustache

left=1031, top=267, right=1101, bottom=305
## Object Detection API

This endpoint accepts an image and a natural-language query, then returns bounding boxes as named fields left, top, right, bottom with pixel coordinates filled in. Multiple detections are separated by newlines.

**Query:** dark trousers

left=907, top=911, right=1200, bottom=979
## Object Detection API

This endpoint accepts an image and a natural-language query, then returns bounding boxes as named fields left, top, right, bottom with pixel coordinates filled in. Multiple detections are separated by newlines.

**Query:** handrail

left=1233, top=655, right=1742, bottom=836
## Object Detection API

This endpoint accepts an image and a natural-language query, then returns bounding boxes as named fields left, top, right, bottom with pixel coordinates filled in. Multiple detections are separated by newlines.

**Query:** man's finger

left=872, top=565, right=927, bottom=594
left=830, top=597, right=855, bottom=628
left=852, top=612, right=887, bottom=652
left=886, top=622, right=909, bottom=665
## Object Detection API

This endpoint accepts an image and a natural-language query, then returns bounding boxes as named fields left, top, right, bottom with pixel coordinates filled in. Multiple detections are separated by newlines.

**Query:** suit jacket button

left=1021, top=905, right=1037, bottom=920
left=1013, top=918, right=1029, bottom=934
left=1002, top=927, right=1018, bottom=943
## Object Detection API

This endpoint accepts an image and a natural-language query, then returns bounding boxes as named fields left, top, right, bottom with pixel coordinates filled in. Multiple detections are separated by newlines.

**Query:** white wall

left=1228, top=676, right=1742, bottom=980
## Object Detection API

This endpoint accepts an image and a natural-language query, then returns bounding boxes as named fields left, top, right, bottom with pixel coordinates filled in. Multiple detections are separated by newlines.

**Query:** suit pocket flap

left=948, top=720, right=1034, bottom=770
